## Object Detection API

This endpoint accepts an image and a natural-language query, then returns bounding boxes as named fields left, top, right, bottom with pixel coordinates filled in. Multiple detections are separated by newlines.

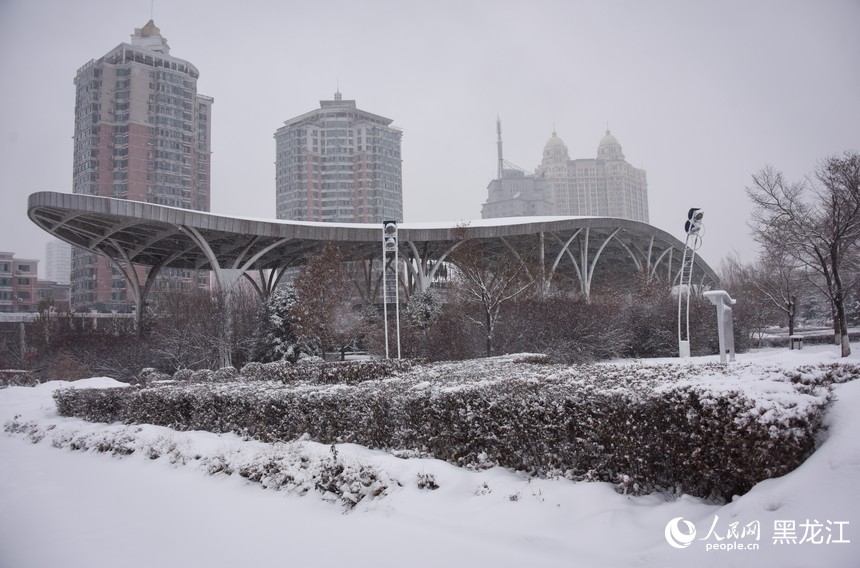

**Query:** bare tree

left=747, top=153, right=860, bottom=356
left=725, top=249, right=809, bottom=336
left=756, top=250, right=807, bottom=336
left=448, top=234, right=533, bottom=357
left=149, top=289, right=225, bottom=370
left=720, top=255, right=785, bottom=346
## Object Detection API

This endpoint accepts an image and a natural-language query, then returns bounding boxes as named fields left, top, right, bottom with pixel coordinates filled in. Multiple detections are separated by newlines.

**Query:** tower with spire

left=481, top=118, right=552, bottom=219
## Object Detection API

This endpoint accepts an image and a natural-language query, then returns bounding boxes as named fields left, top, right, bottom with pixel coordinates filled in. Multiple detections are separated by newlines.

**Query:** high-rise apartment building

left=45, top=240, right=71, bottom=285
left=482, top=128, right=648, bottom=223
left=275, top=92, right=402, bottom=223
left=71, top=21, right=212, bottom=311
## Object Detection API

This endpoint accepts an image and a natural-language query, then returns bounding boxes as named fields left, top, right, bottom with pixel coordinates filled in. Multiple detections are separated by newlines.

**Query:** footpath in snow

left=1, top=344, right=858, bottom=568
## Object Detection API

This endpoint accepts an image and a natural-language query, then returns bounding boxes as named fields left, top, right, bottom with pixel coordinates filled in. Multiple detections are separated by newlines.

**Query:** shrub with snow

left=172, top=368, right=194, bottom=382
left=135, top=368, right=170, bottom=385
left=190, top=369, right=214, bottom=383
left=237, top=359, right=418, bottom=385
left=0, top=370, right=39, bottom=388
left=53, top=357, right=859, bottom=501
left=213, top=366, right=239, bottom=382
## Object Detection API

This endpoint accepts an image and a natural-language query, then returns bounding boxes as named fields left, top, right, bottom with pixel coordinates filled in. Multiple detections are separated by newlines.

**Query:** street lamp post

left=678, top=208, right=704, bottom=358
left=382, top=220, right=401, bottom=359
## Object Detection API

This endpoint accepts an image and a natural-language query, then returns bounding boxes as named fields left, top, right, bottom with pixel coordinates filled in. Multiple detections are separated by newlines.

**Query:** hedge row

left=0, top=370, right=39, bottom=388
left=238, top=359, right=419, bottom=384
left=4, top=416, right=394, bottom=510
left=55, top=359, right=857, bottom=501
left=134, top=359, right=420, bottom=386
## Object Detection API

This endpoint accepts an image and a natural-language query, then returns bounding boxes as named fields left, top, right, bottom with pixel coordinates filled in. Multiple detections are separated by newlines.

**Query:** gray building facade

left=481, top=169, right=551, bottom=219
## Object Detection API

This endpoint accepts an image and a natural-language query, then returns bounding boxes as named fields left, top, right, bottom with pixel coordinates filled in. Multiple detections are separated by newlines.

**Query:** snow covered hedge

left=238, top=359, right=418, bottom=384
left=0, top=370, right=39, bottom=388
left=54, top=357, right=859, bottom=501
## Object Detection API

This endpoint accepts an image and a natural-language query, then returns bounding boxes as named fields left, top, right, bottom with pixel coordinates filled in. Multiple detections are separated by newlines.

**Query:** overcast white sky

left=1, top=0, right=858, bottom=276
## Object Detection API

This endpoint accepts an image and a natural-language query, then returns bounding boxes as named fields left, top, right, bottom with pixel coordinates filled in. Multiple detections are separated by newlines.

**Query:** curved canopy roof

left=27, top=191, right=719, bottom=292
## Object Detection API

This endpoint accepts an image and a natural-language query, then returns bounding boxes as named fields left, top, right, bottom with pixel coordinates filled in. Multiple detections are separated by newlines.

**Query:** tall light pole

left=678, top=208, right=704, bottom=358
left=382, top=220, right=401, bottom=359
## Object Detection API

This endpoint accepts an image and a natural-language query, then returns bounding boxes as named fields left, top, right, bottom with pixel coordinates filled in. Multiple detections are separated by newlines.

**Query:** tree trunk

left=486, top=308, right=493, bottom=357
left=831, top=252, right=851, bottom=357
left=786, top=296, right=796, bottom=337
left=834, top=294, right=851, bottom=357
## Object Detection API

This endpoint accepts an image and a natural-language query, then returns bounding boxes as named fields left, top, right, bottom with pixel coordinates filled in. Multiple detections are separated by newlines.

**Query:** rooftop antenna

left=496, top=116, right=504, bottom=180
left=150, top=0, right=154, bottom=20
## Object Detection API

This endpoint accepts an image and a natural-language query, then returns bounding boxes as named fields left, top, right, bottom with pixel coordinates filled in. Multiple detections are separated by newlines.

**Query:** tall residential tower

left=275, top=92, right=402, bottom=223
left=71, top=21, right=212, bottom=311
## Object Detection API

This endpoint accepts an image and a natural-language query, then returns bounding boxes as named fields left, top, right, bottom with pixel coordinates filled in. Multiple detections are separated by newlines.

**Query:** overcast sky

left=1, top=0, right=858, bottom=277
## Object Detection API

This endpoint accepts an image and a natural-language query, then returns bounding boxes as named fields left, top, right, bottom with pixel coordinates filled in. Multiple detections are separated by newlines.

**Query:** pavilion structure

left=28, top=191, right=719, bottom=333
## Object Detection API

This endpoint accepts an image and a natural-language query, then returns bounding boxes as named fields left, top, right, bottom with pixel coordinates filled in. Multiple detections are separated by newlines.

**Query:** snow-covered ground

left=2, top=345, right=858, bottom=568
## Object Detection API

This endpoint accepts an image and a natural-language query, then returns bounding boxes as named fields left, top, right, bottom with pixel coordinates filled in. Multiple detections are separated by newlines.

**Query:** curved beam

left=585, top=228, right=621, bottom=287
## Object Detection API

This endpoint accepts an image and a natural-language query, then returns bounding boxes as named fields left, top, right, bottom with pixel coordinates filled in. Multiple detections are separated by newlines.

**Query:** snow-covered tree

left=404, top=290, right=442, bottom=329
left=251, top=285, right=300, bottom=363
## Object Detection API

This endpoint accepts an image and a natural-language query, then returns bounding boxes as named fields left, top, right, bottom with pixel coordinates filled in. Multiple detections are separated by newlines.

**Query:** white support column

left=582, top=228, right=620, bottom=302
left=648, top=247, right=673, bottom=282
left=580, top=228, right=590, bottom=300
left=538, top=232, right=546, bottom=297
left=406, top=241, right=429, bottom=293
left=549, top=229, right=583, bottom=284
left=179, top=225, right=276, bottom=368
left=104, top=239, right=171, bottom=334
left=406, top=239, right=465, bottom=293
left=703, top=290, right=737, bottom=363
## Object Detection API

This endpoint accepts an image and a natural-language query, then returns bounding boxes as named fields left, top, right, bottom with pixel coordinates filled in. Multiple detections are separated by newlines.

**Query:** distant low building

left=36, top=280, right=71, bottom=313
left=0, top=252, right=38, bottom=313
left=481, top=169, right=551, bottom=218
